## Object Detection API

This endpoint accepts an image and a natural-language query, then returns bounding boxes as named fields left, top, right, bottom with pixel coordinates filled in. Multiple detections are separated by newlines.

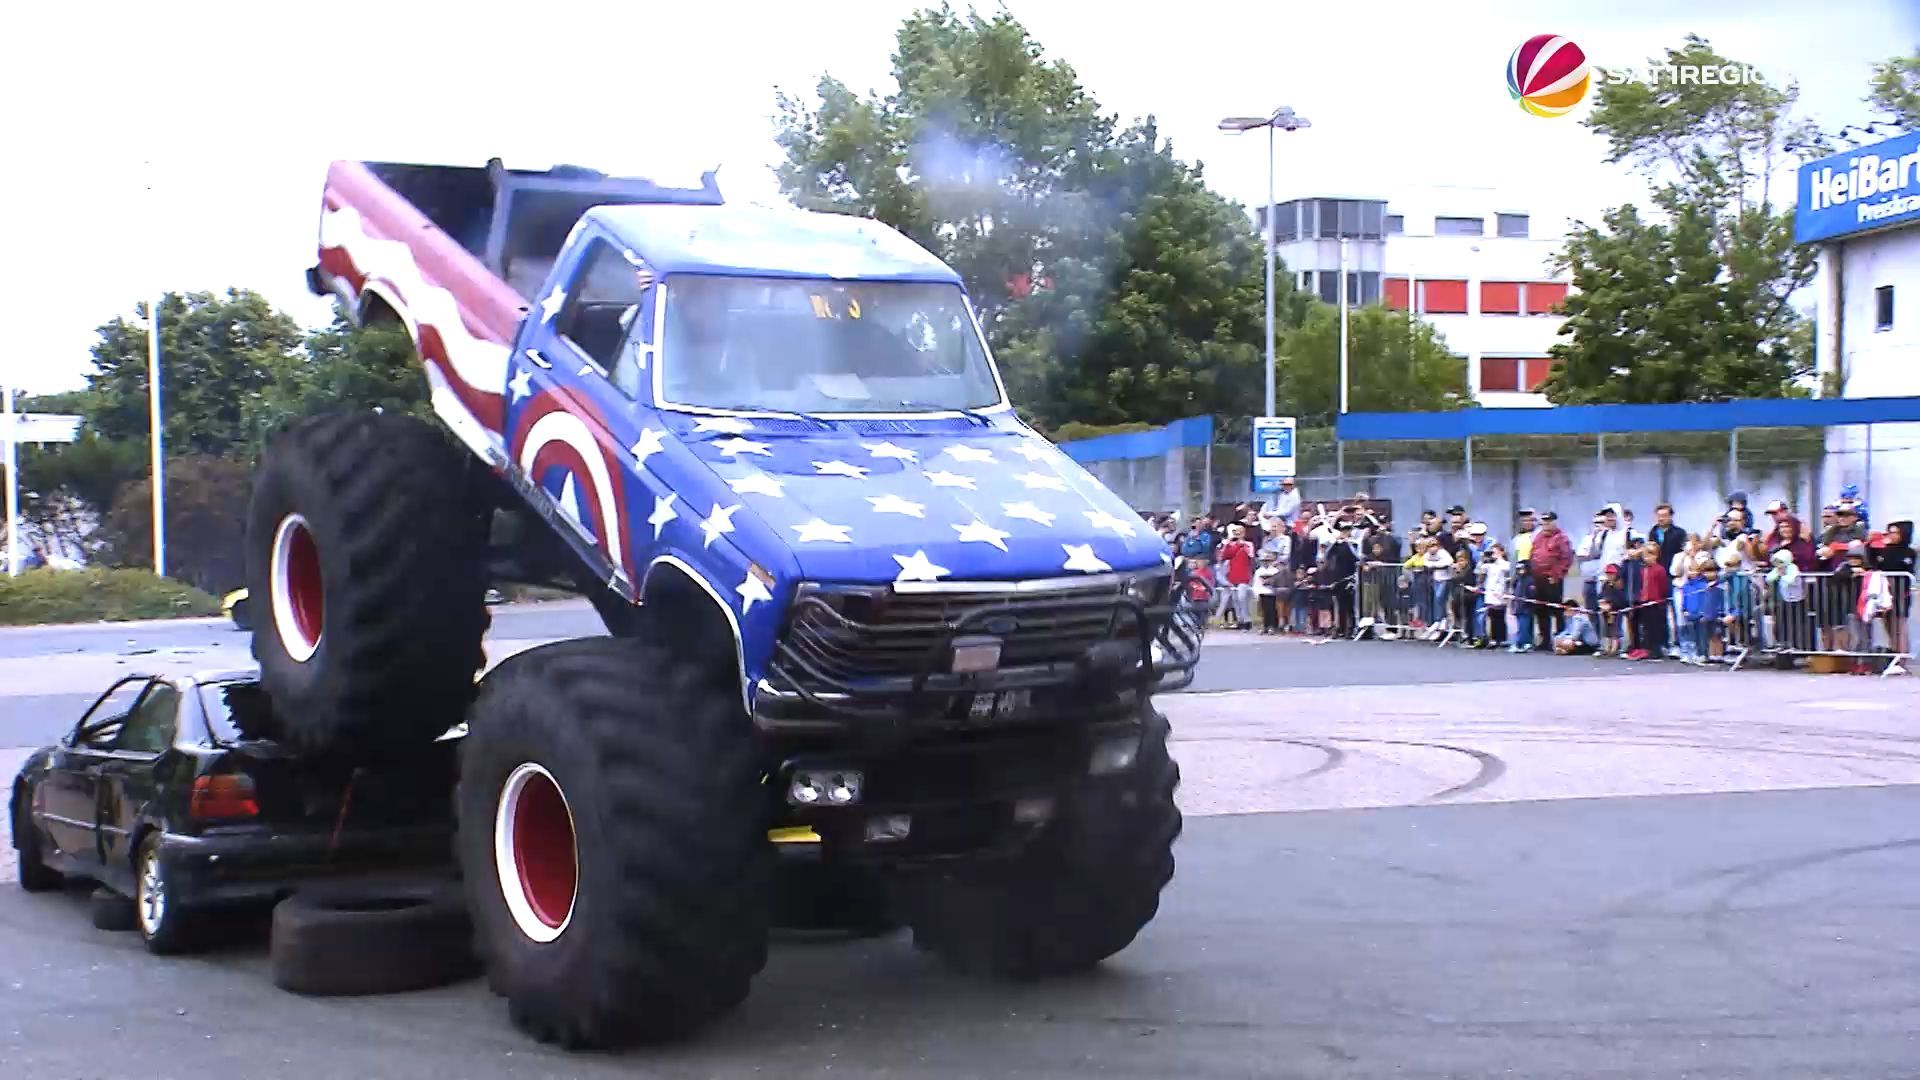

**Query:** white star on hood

left=695, top=416, right=753, bottom=435
left=863, top=441, right=917, bottom=462
left=737, top=568, right=773, bottom=613
left=924, top=469, right=977, bottom=490
left=812, top=460, right=871, bottom=479
left=699, top=503, right=741, bottom=547
left=714, top=437, right=772, bottom=458
left=539, top=285, right=567, bottom=321
left=509, top=367, right=533, bottom=402
left=1085, top=508, right=1139, bottom=538
left=953, top=519, right=1011, bottom=552
left=791, top=519, right=853, bottom=544
left=943, top=445, right=996, bottom=464
left=1003, top=501, right=1056, bottom=527
left=630, top=427, right=666, bottom=467
left=1061, top=543, right=1112, bottom=574
left=647, top=493, right=678, bottom=539
left=892, top=549, right=950, bottom=582
left=729, top=472, right=786, bottom=498
left=1010, top=440, right=1052, bottom=462
left=867, top=494, right=926, bottom=518
left=1017, top=472, right=1068, bottom=492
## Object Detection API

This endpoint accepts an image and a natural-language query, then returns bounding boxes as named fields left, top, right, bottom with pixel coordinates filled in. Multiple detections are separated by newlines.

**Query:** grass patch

left=0, top=568, right=221, bottom=626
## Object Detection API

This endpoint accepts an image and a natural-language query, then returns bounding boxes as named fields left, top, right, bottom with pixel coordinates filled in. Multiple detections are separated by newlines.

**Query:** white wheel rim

left=269, top=513, right=324, bottom=663
left=139, top=850, right=166, bottom=937
left=494, top=763, right=578, bottom=943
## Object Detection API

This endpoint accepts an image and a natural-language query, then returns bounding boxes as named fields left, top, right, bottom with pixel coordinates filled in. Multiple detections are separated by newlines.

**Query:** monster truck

left=249, top=156, right=1203, bottom=1048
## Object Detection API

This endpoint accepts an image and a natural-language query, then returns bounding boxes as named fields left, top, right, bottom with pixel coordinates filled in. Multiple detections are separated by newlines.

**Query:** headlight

left=1126, top=570, right=1172, bottom=607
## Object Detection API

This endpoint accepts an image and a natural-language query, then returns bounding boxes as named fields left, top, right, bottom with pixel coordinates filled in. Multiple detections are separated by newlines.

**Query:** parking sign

left=1250, top=416, right=1296, bottom=493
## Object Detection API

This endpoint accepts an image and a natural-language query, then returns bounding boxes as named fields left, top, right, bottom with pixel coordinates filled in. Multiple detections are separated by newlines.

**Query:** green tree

left=1867, top=49, right=1920, bottom=128
left=1546, top=35, right=1818, bottom=404
left=1274, top=304, right=1468, bottom=427
left=96, top=455, right=253, bottom=593
left=267, top=315, right=429, bottom=423
left=774, top=6, right=1288, bottom=427
left=83, top=290, right=306, bottom=458
left=13, top=434, right=146, bottom=560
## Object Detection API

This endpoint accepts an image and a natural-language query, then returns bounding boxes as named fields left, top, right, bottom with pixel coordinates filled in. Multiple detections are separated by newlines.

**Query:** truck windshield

left=659, top=276, right=1003, bottom=414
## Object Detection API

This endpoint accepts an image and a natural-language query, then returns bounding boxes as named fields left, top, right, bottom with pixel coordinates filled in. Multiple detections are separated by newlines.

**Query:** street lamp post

left=1219, top=106, right=1311, bottom=419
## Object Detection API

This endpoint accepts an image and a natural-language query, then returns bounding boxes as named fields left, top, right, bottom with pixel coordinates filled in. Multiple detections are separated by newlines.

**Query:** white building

left=1799, top=129, right=1920, bottom=511
left=1260, top=188, right=1570, bottom=406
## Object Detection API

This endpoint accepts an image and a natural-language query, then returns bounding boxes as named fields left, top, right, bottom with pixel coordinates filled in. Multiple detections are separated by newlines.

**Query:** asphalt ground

left=1, top=606, right=1917, bottom=1076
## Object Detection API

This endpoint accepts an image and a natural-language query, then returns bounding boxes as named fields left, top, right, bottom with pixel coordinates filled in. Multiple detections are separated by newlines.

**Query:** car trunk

left=214, top=740, right=459, bottom=830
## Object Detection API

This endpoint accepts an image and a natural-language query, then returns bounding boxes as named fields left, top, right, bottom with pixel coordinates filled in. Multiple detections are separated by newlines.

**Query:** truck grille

left=777, top=578, right=1151, bottom=689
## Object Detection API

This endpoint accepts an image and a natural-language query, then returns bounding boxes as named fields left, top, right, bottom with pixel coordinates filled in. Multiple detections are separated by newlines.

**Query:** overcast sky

left=3, top=0, right=1914, bottom=395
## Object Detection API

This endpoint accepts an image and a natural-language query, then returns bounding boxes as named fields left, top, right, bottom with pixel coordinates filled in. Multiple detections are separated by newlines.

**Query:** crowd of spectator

left=1156, top=480, right=1915, bottom=673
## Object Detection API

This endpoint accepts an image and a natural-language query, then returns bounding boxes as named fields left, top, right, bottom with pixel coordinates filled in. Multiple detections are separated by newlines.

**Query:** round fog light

left=1089, top=736, right=1140, bottom=775
left=788, top=769, right=864, bottom=807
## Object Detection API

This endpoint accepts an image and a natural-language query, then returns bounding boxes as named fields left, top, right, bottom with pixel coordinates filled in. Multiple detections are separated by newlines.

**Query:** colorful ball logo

left=1507, top=34, right=1591, bottom=118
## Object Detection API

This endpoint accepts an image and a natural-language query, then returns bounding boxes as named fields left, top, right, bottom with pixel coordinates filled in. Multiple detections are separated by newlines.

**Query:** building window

left=1524, top=281, right=1568, bottom=314
left=1479, top=357, right=1520, bottom=393
left=1384, top=277, right=1410, bottom=310
left=1299, top=270, right=1313, bottom=291
left=1523, top=357, right=1555, bottom=391
left=1317, top=273, right=1339, bottom=305
left=1358, top=272, right=1381, bottom=305
left=1496, top=213, right=1530, bottom=238
left=1386, top=214, right=1404, bottom=235
left=1876, top=285, right=1895, bottom=331
left=1435, top=216, right=1484, bottom=237
left=1272, top=202, right=1299, bottom=243
left=1480, top=282, right=1521, bottom=315
left=1421, top=279, right=1468, bottom=313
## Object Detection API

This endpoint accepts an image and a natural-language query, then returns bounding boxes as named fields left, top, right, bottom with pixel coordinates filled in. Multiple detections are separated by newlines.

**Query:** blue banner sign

left=1795, top=129, right=1920, bottom=244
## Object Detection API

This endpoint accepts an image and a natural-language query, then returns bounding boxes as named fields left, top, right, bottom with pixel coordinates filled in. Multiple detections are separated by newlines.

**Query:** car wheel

left=245, top=412, right=490, bottom=759
left=270, top=880, right=476, bottom=996
left=136, top=835, right=198, bottom=955
left=10, top=785, right=61, bottom=894
left=459, top=636, right=771, bottom=1049
left=907, top=706, right=1182, bottom=978
left=90, top=889, right=137, bottom=931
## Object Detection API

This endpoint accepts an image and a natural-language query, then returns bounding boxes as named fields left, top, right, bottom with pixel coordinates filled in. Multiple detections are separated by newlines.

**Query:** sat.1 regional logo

left=1507, top=34, right=1591, bottom=117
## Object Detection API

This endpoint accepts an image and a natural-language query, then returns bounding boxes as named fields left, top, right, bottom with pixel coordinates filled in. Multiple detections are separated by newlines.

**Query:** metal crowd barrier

left=1353, top=564, right=1467, bottom=646
left=1741, top=568, right=1912, bottom=675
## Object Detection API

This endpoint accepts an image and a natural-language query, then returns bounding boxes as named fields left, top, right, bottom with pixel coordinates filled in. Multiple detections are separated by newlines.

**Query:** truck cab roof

left=585, top=203, right=962, bottom=285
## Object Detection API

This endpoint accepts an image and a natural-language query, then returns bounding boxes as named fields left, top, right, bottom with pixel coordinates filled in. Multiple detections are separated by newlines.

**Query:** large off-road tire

left=10, top=784, right=61, bottom=893
left=245, top=413, right=490, bottom=758
left=459, top=636, right=772, bottom=1049
left=908, top=707, right=1181, bottom=979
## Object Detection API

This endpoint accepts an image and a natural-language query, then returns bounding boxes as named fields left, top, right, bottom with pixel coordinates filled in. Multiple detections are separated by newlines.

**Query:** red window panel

left=1480, top=281, right=1521, bottom=314
left=1479, top=356, right=1520, bottom=393
left=1523, top=357, right=1556, bottom=391
left=1421, top=279, right=1468, bottom=313
left=1526, top=282, right=1569, bottom=314
left=1383, top=277, right=1410, bottom=310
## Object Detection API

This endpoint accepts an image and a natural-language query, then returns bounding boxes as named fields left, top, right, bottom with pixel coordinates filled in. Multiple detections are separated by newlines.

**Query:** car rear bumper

left=155, top=824, right=455, bottom=909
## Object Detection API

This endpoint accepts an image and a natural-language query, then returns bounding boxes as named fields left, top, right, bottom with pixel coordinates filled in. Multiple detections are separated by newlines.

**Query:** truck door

left=507, top=231, right=659, bottom=592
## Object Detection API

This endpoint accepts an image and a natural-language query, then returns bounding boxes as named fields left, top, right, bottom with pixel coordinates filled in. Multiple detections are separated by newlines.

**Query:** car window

left=556, top=238, right=653, bottom=382
left=74, top=678, right=151, bottom=749
left=113, top=683, right=179, bottom=754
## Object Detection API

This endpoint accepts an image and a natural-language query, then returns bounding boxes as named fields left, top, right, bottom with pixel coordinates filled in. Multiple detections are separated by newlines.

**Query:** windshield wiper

left=696, top=405, right=833, bottom=428
left=894, top=401, right=991, bottom=427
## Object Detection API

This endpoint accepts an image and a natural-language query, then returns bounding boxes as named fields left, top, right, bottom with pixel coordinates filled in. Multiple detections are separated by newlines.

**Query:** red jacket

left=1530, top=527, right=1574, bottom=581
left=1637, top=560, right=1670, bottom=604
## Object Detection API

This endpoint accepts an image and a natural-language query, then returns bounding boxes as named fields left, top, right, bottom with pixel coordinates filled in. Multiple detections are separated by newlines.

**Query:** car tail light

left=190, top=775, right=259, bottom=820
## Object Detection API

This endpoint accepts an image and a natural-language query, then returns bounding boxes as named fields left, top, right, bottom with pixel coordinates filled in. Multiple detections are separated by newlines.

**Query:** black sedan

left=9, top=670, right=458, bottom=953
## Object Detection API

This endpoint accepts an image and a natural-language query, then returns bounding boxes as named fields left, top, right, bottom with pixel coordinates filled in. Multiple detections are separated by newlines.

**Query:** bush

left=0, top=568, right=221, bottom=626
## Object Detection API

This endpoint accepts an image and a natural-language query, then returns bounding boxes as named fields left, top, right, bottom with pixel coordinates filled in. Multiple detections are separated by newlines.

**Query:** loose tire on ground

left=459, top=636, right=772, bottom=1049
left=245, top=413, right=490, bottom=758
left=90, top=889, right=137, bottom=932
left=270, top=881, right=476, bottom=996
left=10, top=786, right=61, bottom=893
left=907, top=706, right=1182, bottom=979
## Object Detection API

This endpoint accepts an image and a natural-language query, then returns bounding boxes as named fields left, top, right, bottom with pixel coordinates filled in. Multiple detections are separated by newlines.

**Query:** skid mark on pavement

left=1163, top=672, right=1920, bottom=816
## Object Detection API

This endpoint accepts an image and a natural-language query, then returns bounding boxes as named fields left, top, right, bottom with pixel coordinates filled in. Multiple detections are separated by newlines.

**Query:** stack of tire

left=243, top=412, right=1181, bottom=1049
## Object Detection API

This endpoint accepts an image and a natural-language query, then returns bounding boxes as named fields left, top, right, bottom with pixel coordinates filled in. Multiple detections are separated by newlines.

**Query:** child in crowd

left=1253, top=550, right=1284, bottom=635
left=1422, top=537, right=1455, bottom=635
left=1598, top=563, right=1626, bottom=656
left=1479, top=543, right=1511, bottom=650
left=1688, top=559, right=1728, bottom=664
left=1553, top=601, right=1602, bottom=655
left=1628, top=542, right=1670, bottom=660
left=1678, top=556, right=1709, bottom=662
left=1450, top=548, right=1475, bottom=637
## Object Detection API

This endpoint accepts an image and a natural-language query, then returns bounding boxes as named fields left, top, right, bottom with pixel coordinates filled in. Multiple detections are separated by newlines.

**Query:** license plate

left=967, top=690, right=1031, bottom=721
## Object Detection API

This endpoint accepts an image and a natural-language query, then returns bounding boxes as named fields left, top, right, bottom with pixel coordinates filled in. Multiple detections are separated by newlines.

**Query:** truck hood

left=676, top=419, right=1168, bottom=586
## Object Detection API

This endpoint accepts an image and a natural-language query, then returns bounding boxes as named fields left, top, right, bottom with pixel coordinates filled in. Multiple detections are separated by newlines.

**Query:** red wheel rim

left=495, top=764, right=578, bottom=941
left=270, top=514, right=325, bottom=662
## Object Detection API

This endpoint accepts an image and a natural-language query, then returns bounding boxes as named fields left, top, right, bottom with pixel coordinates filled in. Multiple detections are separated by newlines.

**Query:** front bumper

left=156, top=823, right=455, bottom=909
left=756, top=569, right=1205, bottom=731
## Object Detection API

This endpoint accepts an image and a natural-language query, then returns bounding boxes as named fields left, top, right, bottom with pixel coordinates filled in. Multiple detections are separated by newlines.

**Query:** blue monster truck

left=244, top=158, right=1202, bottom=1048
